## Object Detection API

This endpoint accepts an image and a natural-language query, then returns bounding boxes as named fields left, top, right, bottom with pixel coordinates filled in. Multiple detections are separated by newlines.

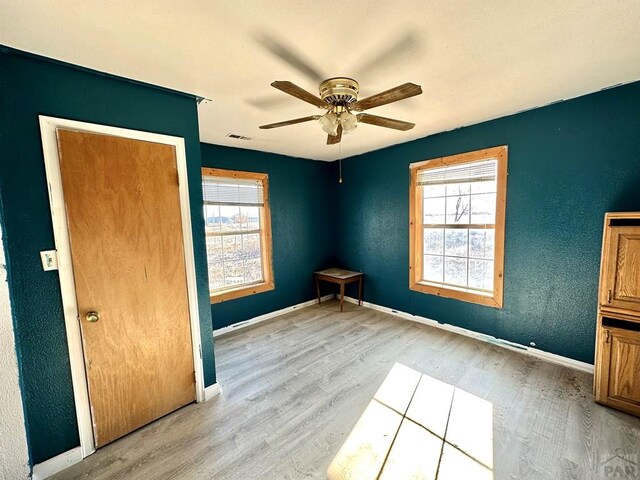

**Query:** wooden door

left=56, top=129, right=195, bottom=447
left=601, top=226, right=640, bottom=314
left=595, top=323, right=640, bottom=417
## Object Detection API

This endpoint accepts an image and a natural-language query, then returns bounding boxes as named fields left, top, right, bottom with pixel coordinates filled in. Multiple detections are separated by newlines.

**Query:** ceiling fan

left=259, top=77, right=423, bottom=145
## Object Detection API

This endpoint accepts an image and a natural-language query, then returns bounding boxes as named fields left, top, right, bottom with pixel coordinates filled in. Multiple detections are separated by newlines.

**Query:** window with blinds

left=201, top=168, right=274, bottom=302
left=409, top=147, right=507, bottom=308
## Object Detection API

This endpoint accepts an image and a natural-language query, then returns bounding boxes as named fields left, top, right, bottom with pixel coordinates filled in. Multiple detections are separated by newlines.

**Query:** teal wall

left=201, top=144, right=337, bottom=329
left=0, top=47, right=216, bottom=465
left=335, top=81, right=640, bottom=364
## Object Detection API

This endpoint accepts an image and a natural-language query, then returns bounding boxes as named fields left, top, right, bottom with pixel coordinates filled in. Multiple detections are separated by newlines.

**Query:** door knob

left=85, top=311, right=100, bottom=323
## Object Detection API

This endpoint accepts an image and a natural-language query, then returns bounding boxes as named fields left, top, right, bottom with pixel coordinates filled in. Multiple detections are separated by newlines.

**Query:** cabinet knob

left=85, top=311, right=100, bottom=323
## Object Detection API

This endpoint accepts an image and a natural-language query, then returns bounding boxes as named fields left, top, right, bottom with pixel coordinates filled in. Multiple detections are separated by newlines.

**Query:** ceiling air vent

left=226, top=133, right=251, bottom=140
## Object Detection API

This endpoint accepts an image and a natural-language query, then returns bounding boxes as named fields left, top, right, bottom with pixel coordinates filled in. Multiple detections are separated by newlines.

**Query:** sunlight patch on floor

left=327, top=363, right=493, bottom=479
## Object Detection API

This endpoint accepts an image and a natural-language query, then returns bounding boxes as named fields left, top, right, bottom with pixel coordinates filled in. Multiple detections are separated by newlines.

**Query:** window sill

left=210, top=281, right=274, bottom=304
left=410, top=280, right=502, bottom=308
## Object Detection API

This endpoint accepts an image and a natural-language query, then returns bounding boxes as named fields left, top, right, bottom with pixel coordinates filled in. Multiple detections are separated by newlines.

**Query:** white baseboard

left=525, top=347, right=594, bottom=373
left=32, top=446, right=82, bottom=480
left=212, top=294, right=335, bottom=338
left=343, top=296, right=594, bottom=374
left=204, top=382, right=221, bottom=401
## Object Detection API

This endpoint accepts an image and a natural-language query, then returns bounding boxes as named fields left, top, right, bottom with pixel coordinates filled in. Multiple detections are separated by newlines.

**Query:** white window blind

left=417, top=159, right=497, bottom=186
left=203, top=177, right=264, bottom=206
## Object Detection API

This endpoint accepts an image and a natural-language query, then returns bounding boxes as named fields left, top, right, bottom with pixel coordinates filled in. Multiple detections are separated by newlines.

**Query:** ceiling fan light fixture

left=340, top=110, right=358, bottom=134
left=319, top=111, right=339, bottom=136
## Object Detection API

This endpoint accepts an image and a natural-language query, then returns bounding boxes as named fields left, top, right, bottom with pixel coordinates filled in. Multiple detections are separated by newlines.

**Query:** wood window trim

left=409, top=146, right=507, bottom=308
left=202, top=167, right=275, bottom=304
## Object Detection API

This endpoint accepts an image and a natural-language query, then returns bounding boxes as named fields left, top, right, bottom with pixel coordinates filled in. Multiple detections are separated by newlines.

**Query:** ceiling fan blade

left=259, top=115, right=320, bottom=129
left=357, top=113, right=415, bottom=131
left=253, top=32, right=325, bottom=83
left=327, top=124, right=343, bottom=145
left=351, top=32, right=421, bottom=79
left=271, top=81, right=328, bottom=109
left=351, top=83, right=422, bottom=111
left=246, top=94, right=294, bottom=111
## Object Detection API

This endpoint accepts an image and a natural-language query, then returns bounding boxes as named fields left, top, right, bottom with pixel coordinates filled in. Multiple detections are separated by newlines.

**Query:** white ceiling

left=2, top=1, right=640, bottom=161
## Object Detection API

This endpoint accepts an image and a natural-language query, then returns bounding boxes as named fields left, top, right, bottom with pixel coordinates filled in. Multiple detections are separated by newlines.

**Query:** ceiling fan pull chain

left=339, top=142, right=343, bottom=184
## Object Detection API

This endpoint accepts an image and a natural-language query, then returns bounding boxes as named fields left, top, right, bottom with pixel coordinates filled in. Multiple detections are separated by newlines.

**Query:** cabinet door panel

left=608, top=330, right=640, bottom=405
left=597, top=326, right=640, bottom=416
left=602, top=226, right=640, bottom=313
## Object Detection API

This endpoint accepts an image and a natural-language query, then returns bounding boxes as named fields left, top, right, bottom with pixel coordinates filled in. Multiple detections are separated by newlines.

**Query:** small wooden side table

left=314, top=268, right=363, bottom=312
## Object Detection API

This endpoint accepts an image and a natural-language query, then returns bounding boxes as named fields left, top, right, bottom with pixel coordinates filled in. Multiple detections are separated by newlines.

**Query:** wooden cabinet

left=595, top=213, right=640, bottom=417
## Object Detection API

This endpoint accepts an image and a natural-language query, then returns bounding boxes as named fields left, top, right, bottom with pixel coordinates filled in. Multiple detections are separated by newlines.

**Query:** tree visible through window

left=202, top=168, right=274, bottom=303
left=410, top=147, right=507, bottom=308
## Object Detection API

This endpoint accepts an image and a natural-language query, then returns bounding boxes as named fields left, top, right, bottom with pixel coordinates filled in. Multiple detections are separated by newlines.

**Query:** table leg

left=358, top=277, right=363, bottom=306
left=340, top=282, right=345, bottom=312
left=315, top=275, right=321, bottom=304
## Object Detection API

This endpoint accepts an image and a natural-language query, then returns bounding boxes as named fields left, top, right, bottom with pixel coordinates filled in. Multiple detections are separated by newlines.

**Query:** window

left=202, top=168, right=274, bottom=303
left=409, top=146, right=507, bottom=307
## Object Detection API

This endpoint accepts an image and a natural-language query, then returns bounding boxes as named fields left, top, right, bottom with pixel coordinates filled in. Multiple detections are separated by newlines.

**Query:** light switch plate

left=40, top=250, right=58, bottom=271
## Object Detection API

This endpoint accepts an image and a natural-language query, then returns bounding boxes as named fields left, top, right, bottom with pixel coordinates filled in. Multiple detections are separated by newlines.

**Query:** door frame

left=39, top=116, right=206, bottom=458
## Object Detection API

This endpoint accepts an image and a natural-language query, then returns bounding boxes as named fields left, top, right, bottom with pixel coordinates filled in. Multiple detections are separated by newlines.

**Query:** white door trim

left=39, top=116, right=206, bottom=459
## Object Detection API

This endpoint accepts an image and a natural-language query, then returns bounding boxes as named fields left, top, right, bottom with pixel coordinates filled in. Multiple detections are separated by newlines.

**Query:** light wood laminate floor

left=54, top=300, right=640, bottom=479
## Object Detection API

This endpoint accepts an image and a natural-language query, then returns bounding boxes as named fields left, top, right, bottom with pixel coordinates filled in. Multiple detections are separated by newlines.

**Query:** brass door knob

left=85, top=311, right=100, bottom=323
